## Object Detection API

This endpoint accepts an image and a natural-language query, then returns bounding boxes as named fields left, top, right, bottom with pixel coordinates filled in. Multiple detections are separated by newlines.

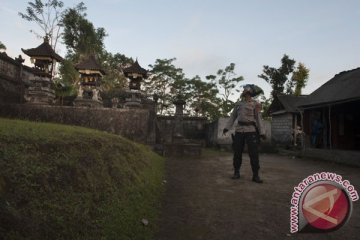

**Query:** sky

left=1, top=0, right=360, bottom=99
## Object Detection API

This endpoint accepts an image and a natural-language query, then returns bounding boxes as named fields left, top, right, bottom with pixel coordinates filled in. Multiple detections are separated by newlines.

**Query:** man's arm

left=254, top=101, right=265, bottom=136
left=223, top=104, right=238, bottom=134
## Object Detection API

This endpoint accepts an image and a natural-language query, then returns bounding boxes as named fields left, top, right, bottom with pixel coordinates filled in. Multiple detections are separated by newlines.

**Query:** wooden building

left=299, top=68, right=360, bottom=151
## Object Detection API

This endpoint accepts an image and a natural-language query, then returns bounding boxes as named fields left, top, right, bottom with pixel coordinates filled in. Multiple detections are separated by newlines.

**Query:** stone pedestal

left=124, top=90, right=142, bottom=108
left=74, top=86, right=103, bottom=108
left=24, top=77, right=55, bottom=105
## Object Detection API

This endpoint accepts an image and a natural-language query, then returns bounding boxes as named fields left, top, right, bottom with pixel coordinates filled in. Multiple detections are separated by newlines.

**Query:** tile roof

left=123, top=60, right=147, bottom=76
left=299, top=67, right=360, bottom=108
left=268, top=94, right=307, bottom=115
left=21, top=36, right=63, bottom=62
left=75, top=55, right=105, bottom=75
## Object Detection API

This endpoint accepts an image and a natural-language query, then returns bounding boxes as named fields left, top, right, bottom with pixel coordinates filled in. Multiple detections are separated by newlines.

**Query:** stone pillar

left=172, top=99, right=186, bottom=143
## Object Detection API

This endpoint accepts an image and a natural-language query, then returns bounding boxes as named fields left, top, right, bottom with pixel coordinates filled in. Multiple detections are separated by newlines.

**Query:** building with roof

left=298, top=67, right=360, bottom=151
left=21, top=36, right=63, bottom=105
left=73, top=55, right=106, bottom=107
left=268, top=94, right=307, bottom=146
left=21, top=36, right=63, bottom=79
left=122, top=59, right=148, bottom=108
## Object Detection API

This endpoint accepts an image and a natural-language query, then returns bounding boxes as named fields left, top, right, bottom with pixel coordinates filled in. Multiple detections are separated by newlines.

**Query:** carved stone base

left=124, top=90, right=143, bottom=108
left=25, top=77, right=55, bottom=105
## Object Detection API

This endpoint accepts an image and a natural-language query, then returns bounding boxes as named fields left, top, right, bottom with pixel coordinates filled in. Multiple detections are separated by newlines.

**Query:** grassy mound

left=0, top=118, right=164, bottom=240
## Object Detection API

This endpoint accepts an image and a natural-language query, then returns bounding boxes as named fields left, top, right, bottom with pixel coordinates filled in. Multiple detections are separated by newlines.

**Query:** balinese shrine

left=122, top=59, right=148, bottom=108
left=21, top=35, right=63, bottom=104
left=74, top=55, right=105, bottom=107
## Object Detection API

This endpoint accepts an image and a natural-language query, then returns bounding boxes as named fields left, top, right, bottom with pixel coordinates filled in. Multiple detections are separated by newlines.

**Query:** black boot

left=252, top=175, right=263, bottom=183
left=232, top=171, right=240, bottom=179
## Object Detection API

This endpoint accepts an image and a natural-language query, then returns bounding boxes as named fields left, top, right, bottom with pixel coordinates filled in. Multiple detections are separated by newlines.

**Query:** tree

left=259, top=95, right=272, bottom=119
left=206, top=63, right=244, bottom=116
left=62, top=6, right=106, bottom=58
left=0, top=41, right=6, bottom=51
left=145, top=58, right=186, bottom=115
left=258, top=54, right=296, bottom=97
left=58, top=58, right=79, bottom=84
left=258, top=54, right=310, bottom=97
left=53, top=77, right=76, bottom=105
left=187, top=76, right=221, bottom=120
left=18, top=0, right=69, bottom=49
left=59, top=4, right=113, bottom=91
left=101, top=52, right=133, bottom=91
left=292, top=63, right=310, bottom=96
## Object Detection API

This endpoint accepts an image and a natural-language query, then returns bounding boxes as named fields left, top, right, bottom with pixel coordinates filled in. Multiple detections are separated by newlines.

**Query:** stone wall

left=271, top=113, right=293, bottom=145
left=0, top=104, right=153, bottom=143
left=0, top=53, right=38, bottom=104
left=156, top=116, right=207, bottom=144
left=0, top=53, right=31, bottom=104
left=206, top=117, right=234, bottom=147
left=206, top=117, right=272, bottom=149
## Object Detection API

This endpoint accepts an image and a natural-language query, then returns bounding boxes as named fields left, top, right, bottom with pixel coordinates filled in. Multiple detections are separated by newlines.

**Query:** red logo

left=301, top=183, right=350, bottom=231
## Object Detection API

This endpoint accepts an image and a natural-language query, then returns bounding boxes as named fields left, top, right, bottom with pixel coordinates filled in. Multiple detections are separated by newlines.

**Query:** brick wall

left=271, top=113, right=293, bottom=144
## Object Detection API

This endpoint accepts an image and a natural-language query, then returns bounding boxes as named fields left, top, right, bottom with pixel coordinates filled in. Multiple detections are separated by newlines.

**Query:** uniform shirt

left=225, top=99, right=264, bottom=134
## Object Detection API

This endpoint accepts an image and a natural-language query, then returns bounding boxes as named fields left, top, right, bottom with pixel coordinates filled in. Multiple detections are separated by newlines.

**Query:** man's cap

left=241, top=84, right=264, bottom=97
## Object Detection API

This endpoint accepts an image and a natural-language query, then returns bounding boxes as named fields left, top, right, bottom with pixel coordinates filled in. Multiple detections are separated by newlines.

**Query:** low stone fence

left=0, top=104, right=153, bottom=143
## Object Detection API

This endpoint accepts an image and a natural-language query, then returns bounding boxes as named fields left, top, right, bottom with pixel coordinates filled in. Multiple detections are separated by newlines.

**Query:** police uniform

left=224, top=97, right=264, bottom=182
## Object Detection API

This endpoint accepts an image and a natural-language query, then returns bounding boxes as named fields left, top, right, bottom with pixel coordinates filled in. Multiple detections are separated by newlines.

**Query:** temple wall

left=0, top=104, right=153, bottom=143
left=0, top=52, right=35, bottom=104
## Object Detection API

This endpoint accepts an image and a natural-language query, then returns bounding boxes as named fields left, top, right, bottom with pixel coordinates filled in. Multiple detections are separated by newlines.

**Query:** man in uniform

left=223, top=85, right=265, bottom=183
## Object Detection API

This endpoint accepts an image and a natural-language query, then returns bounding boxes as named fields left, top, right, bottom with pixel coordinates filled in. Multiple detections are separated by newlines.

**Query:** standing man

left=223, top=85, right=265, bottom=183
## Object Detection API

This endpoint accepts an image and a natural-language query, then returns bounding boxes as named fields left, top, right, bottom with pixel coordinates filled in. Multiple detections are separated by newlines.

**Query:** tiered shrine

left=21, top=35, right=63, bottom=104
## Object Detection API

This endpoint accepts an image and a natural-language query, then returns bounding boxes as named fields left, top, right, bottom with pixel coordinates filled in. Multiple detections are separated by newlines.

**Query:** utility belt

left=238, top=121, right=256, bottom=126
left=235, top=121, right=261, bottom=144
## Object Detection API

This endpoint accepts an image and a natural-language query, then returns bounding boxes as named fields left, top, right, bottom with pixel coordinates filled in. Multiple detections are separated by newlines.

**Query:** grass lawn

left=0, top=118, right=165, bottom=240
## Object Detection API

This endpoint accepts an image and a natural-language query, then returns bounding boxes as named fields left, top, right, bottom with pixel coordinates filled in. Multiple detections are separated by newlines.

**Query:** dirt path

left=156, top=150, right=360, bottom=240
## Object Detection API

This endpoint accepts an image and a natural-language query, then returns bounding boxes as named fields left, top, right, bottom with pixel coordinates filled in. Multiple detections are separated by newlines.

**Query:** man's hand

left=223, top=128, right=229, bottom=135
